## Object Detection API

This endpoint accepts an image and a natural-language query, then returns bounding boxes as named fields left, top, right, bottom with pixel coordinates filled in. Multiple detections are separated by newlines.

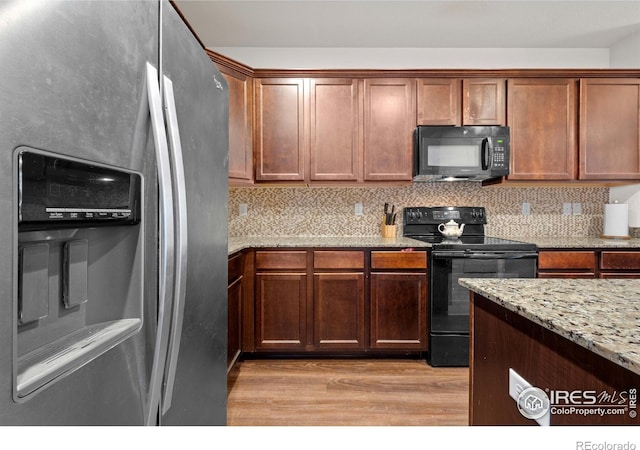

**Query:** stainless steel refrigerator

left=0, top=0, right=228, bottom=425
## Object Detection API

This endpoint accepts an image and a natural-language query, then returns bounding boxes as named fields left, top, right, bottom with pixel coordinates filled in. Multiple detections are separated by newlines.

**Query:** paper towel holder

left=600, top=200, right=631, bottom=240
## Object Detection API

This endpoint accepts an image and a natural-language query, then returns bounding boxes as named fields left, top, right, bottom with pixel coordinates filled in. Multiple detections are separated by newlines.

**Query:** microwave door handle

left=481, top=137, right=492, bottom=170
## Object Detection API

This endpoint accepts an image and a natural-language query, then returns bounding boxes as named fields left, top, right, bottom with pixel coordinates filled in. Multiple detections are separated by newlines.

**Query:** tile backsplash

left=229, top=184, right=610, bottom=238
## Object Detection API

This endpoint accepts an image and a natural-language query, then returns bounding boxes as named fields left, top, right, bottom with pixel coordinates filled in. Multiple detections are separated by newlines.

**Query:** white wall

left=212, top=47, right=610, bottom=70
left=610, top=30, right=640, bottom=68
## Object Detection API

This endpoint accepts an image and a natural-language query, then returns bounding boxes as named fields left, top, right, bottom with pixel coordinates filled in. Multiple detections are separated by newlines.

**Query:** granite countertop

left=229, top=235, right=640, bottom=255
left=228, top=236, right=431, bottom=255
left=458, top=278, right=640, bottom=376
left=500, top=236, right=640, bottom=249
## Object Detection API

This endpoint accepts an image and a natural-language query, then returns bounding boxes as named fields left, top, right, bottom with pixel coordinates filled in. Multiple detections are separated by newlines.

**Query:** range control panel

left=404, top=206, right=487, bottom=225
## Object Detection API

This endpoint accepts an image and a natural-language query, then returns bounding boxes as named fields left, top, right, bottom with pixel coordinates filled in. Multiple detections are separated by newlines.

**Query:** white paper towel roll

left=603, top=203, right=629, bottom=237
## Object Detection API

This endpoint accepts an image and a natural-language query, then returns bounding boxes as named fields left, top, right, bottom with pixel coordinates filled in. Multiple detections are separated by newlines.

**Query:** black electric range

left=403, top=206, right=537, bottom=252
left=403, top=206, right=538, bottom=367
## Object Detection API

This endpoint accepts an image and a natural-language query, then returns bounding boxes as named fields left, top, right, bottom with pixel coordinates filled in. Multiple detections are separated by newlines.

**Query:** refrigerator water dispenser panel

left=18, top=149, right=141, bottom=229
left=14, top=148, right=144, bottom=401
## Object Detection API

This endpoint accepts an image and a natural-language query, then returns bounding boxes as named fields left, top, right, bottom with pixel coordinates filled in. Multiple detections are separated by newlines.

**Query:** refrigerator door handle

left=160, top=75, right=188, bottom=414
left=144, top=62, right=176, bottom=426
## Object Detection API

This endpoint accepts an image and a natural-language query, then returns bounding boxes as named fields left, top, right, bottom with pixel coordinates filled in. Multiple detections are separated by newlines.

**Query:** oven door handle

left=432, top=251, right=538, bottom=260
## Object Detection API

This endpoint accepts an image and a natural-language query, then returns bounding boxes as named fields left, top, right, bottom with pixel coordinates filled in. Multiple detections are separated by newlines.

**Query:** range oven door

left=429, top=250, right=537, bottom=366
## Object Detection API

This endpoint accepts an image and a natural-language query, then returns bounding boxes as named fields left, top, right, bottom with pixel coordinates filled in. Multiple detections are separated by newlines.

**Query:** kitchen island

left=460, top=278, right=640, bottom=425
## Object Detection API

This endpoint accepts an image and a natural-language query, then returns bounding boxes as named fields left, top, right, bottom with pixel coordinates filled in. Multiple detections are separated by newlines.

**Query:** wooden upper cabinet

left=363, top=78, right=416, bottom=181
left=219, top=67, right=254, bottom=184
left=463, top=79, right=506, bottom=125
left=579, top=78, right=640, bottom=180
left=309, top=79, right=360, bottom=181
left=507, top=78, right=578, bottom=180
left=417, top=78, right=460, bottom=125
left=255, top=78, right=306, bottom=181
left=417, top=78, right=506, bottom=126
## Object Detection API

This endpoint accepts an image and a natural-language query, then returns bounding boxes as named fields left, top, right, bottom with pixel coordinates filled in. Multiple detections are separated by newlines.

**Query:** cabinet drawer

left=600, top=251, right=640, bottom=270
left=538, top=251, right=596, bottom=270
left=256, top=251, right=307, bottom=270
left=370, top=251, right=427, bottom=270
left=313, top=251, right=364, bottom=270
left=228, top=253, right=244, bottom=284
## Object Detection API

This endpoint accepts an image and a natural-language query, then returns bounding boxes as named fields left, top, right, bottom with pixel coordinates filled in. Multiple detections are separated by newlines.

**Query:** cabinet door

left=363, top=78, right=416, bottom=181
left=599, top=250, right=640, bottom=278
left=220, top=66, right=253, bottom=184
left=417, top=78, right=461, bottom=125
left=369, top=273, right=427, bottom=350
left=463, top=79, right=506, bottom=125
left=537, top=250, right=596, bottom=278
left=507, top=78, right=578, bottom=180
left=309, top=78, right=360, bottom=181
left=255, top=273, right=307, bottom=350
left=255, top=78, right=306, bottom=181
left=313, top=273, right=365, bottom=349
left=227, top=277, right=242, bottom=370
left=228, top=253, right=244, bottom=369
left=580, top=79, right=640, bottom=180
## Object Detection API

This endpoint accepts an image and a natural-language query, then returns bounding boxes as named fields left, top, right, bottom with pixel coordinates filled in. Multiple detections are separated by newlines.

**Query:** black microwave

left=413, top=126, right=510, bottom=182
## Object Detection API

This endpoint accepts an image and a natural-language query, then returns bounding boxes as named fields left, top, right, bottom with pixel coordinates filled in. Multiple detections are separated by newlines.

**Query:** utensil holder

left=381, top=223, right=396, bottom=238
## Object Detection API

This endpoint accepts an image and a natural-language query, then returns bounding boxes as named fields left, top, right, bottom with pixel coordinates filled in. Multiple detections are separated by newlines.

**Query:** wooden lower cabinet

left=599, top=251, right=640, bottom=278
left=314, top=273, right=365, bottom=349
left=251, top=248, right=427, bottom=353
left=227, top=277, right=242, bottom=369
left=255, top=273, right=308, bottom=350
left=537, top=250, right=597, bottom=278
left=369, top=273, right=427, bottom=350
left=369, top=250, right=428, bottom=351
left=228, top=253, right=244, bottom=371
left=538, top=249, right=640, bottom=278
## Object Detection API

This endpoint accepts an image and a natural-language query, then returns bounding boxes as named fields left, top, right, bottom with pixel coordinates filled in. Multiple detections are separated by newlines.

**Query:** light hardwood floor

left=227, top=358, right=469, bottom=426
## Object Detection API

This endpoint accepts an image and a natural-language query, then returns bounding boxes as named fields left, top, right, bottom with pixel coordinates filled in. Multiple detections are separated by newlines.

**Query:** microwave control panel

left=492, top=138, right=508, bottom=169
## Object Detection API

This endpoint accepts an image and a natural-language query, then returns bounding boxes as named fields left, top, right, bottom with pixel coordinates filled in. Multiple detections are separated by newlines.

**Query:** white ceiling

left=173, top=0, right=640, bottom=68
left=175, top=0, right=640, bottom=48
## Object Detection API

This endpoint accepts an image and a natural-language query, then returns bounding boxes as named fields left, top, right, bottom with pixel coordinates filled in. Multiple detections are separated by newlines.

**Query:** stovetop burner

left=403, top=206, right=536, bottom=251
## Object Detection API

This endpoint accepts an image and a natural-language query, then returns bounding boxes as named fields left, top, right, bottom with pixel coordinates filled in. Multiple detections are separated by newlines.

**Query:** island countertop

left=458, top=278, right=640, bottom=376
